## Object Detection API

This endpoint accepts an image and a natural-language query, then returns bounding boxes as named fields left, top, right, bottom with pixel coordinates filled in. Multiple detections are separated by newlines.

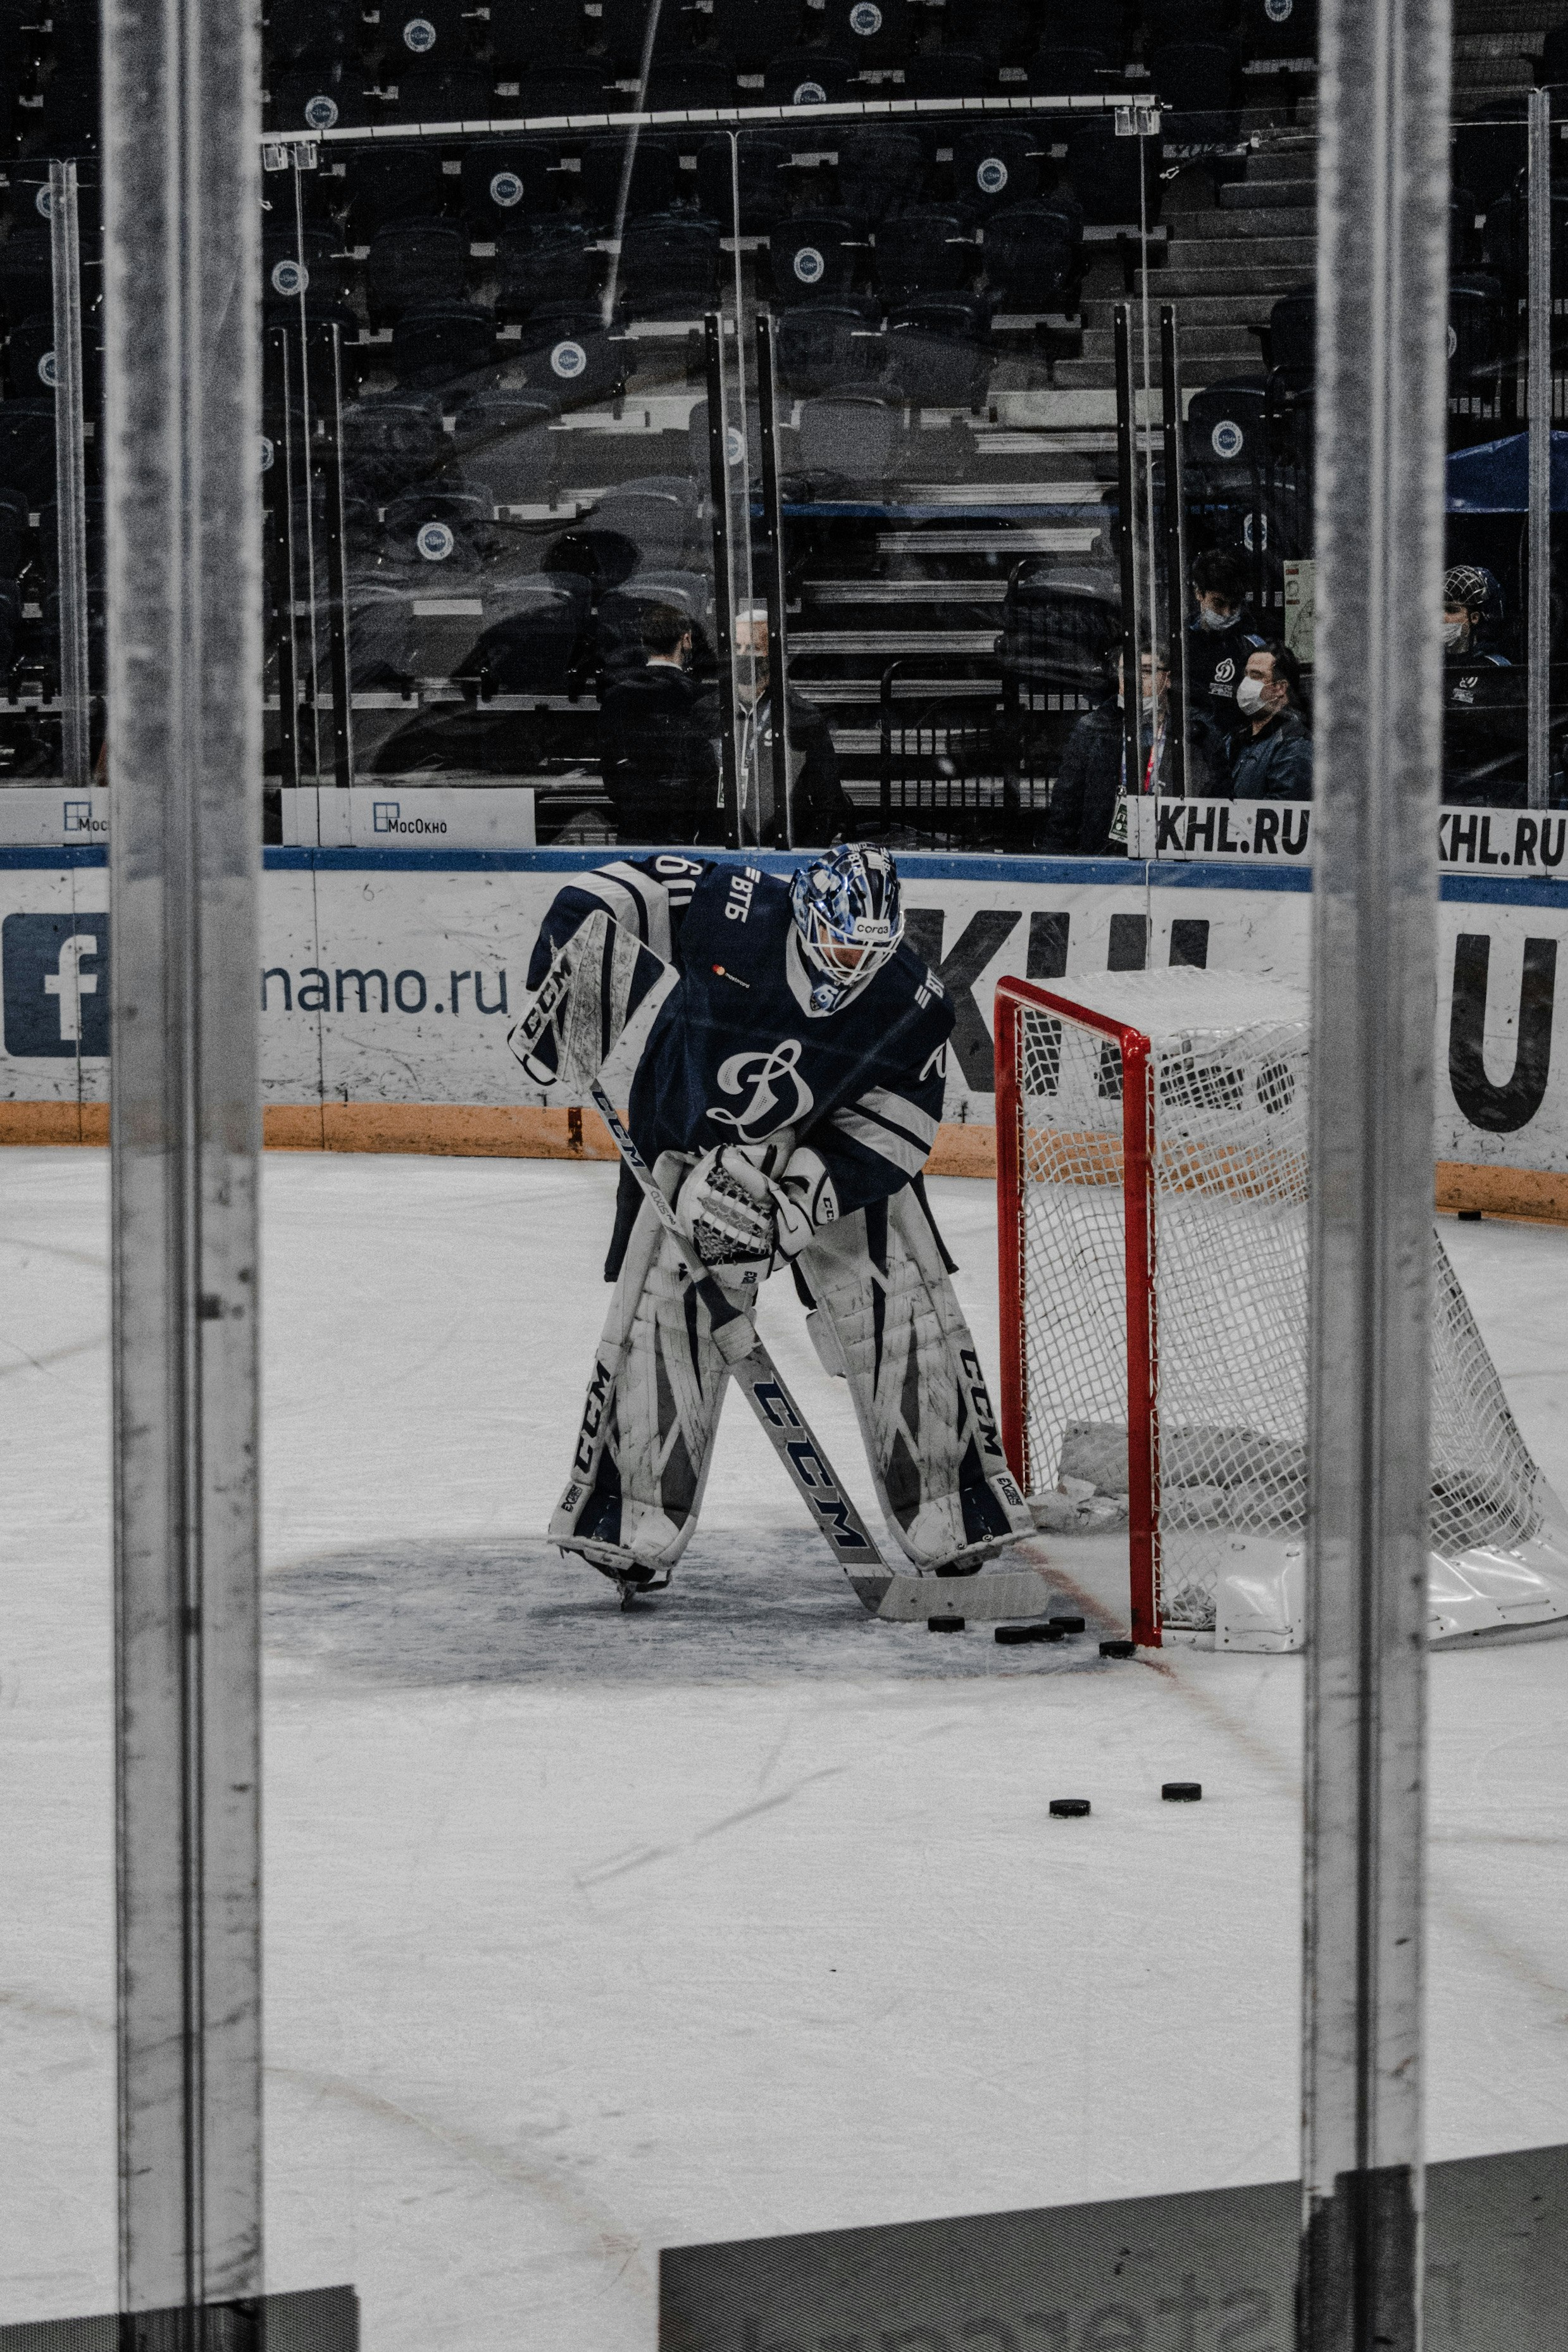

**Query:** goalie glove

left=769, top=1147, right=840, bottom=1262
left=675, top=1147, right=779, bottom=1278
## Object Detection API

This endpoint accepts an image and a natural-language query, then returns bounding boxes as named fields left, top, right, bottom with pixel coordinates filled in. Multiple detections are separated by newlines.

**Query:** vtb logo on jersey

left=708, top=1039, right=814, bottom=1142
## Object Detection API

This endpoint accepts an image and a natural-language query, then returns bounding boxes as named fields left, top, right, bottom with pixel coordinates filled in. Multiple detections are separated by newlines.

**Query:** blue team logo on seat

left=403, top=15, right=437, bottom=47
left=260, top=435, right=275, bottom=472
left=793, top=246, right=825, bottom=284
left=793, top=78, right=828, bottom=104
left=416, top=520, right=456, bottom=560
left=726, top=424, right=745, bottom=466
left=551, top=339, right=587, bottom=379
left=490, top=170, right=524, bottom=206
left=1210, top=418, right=1244, bottom=460
left=849, top=2, right=882, bottom=34
left=976, top=157, right=1008, bottom=194
left=709, top=1040, right=814, bottom=1142
left=271, top=258, right=309, bottom=297
left=3, top=913, right=109, bottom=1058
left=303, top=92, right=339, bottom=128
left=37, top=351, right=56, bottom=387
left=1241, top=511, right=1268, bottom=552
left=34, top=184, right=52, bottom=217
left=1265, top=0, right=1293, bottom=18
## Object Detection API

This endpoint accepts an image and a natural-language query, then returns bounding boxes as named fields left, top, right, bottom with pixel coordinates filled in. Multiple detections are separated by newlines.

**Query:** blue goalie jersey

left=526, top=856, right=954, bottom=1214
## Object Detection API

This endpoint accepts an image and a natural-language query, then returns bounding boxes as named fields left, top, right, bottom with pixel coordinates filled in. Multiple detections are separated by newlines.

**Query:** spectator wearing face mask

left=1186, top=548, right=1268, bottom=741
left=1228, top=641, right=1314, bottom=799
left=1441, top=564, right=1527, bottom=806
left=1040, top=644, right=1227, bottom=854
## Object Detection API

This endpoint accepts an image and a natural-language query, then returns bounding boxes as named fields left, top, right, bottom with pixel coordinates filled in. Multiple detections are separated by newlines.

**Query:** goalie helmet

left=788, top=845, right=904, bottom=1016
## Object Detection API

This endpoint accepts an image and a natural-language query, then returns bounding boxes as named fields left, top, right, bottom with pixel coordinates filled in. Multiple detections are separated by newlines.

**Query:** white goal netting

left=1003, top=969, right=1554, bottom=1634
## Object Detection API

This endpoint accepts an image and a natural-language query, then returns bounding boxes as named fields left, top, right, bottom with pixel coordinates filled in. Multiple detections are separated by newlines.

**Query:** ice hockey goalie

left=514, top=845, right=1033, bottom=1593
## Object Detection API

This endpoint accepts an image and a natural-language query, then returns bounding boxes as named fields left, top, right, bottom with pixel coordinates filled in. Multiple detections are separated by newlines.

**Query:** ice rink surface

left=4, top=1148, right=1568, bottom=2346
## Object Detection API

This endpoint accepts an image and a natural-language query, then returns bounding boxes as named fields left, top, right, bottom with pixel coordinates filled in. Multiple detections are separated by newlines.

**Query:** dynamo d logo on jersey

left=708, top=1039, right=813, bottom=1142
left=3, top=912, right=109, bottom=1058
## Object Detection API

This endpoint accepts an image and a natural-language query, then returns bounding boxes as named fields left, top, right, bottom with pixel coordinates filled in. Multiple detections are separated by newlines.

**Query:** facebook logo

left=3, top=913, right=110, bottom=1057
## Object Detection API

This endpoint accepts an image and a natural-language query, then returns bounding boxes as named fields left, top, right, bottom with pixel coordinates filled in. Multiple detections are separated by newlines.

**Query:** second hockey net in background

left=994, top=970, right=1553, bottom=1646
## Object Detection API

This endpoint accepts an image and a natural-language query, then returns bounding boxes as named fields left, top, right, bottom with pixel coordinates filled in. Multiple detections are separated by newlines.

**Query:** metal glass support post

left=754, top=310, right=795, bottom=850
left=1529, top=85, right=1552, bottom=813
left=704, top=312, right=743, bottom=850
left=316, top=323, right=354, bottom=793
left=263, top=327, right=301, bottom=796
left=1300, top=0, right=1450, bottom=2343
left=1114, top=304, right=1143, bottom=802
left=49, top=159, right=92, bottom=791
left=104, top=0, right=264, bottom=2312
left=1160, top=304, right=1188, bottom=797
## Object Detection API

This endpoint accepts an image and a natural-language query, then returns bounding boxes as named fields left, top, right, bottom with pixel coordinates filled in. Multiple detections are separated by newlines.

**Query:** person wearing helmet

left=518, top=843, right=1031, bottom=1593
left=1441, top=563, right=1527, bottom=806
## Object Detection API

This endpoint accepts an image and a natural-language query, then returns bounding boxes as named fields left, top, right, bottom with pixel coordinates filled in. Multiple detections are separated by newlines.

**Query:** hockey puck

left=1049, top=1797, right=1091, bottom=1819
left=1099, top=1638, right=1136, bottom=1660
left=1162, top=1781, right=1203, bottom=1802
left=995, top=1622, right=1063, bottom=1645
left=1048, top=1614, right=1086, bottom=1633
left=928, top=1612, right=966, bottom=1633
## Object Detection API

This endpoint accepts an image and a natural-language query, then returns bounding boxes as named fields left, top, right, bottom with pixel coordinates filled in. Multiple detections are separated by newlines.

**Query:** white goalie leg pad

left=551, top=1159, right=732, bottom=1576
left=802, top=1187, right=1033, bottom=1571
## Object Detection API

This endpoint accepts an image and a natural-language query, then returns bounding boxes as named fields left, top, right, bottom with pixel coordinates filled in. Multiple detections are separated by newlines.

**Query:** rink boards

left=1, top=844, right=1564, bottom=1217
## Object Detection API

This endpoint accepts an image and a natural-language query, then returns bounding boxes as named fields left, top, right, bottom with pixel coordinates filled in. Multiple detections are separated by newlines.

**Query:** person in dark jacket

left=1186, top=547, right=1268, bottom=743
left=701, top=607, right=857, bottom=847
left=1227, top=641, right=1314, bottom=799
left=598, top=604, right=723, bottom=844
left=1039, top=645, right=1226, bottom=854
left=1441, top=562, right=1526, bottom=805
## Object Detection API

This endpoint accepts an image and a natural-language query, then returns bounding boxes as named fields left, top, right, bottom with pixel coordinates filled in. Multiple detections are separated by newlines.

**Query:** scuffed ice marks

left=263, top=1533, right=1088, bottom=1688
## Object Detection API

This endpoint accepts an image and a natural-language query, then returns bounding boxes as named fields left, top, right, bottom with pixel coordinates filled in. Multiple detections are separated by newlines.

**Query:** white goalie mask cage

left=993, top=968, right=1568, bottom=1651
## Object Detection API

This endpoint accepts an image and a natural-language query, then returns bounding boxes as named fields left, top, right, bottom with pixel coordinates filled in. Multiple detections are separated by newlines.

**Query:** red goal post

left=994, top=976, right=1162, bottom=1647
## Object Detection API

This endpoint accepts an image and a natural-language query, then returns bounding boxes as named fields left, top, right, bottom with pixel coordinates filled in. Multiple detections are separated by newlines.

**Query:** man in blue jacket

left=1228, top=642, right=1314, bottom=800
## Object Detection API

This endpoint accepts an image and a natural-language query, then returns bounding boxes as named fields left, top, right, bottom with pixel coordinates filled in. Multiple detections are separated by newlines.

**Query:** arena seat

left=505, top=63, right=608, bottom=115
left=261, top=225, right=349, bottom=316
left=792, top=390, right=905, bottom=488
left=0, top=232, right=52, bottom=329
left=1148, top=39, right=1238, bottom=118
left=267, top=60, right=372, bottom=132
left=392, top=300, right=499, bottom=387
left=518, top=302, right=623, bottom=402
left=771, top=214, right=861, bottom=304
left=592, top=0, right=665, bottom=72
left=694, top=134, right=791, bottom=234
left=456, top=578, right=590, bottom=693
left=345, top=578, right=418, bottom=689
left=1059, top=116, right=1148, bottom=226
left=388, top=63, right=495, bottom=123
left=0, top=401, right=59, bottom=502
left=489, top=0, right=590, bottom=70
left=385, top=0, right=474, bottom=63
left=1267, top=288, right=1316, bottom=375
left=1186, top=378, right=1271, bottom=476
left=884, top=294, right=992, bottom=407
left=903, top=51, right=992, bottom=101
left=590, top=476, right=702, bottom=566
left=495, top=219, right=603, bottom=320
left=366, top=219, right=470, bottom=323
left=346, top=146, right=451, bottom=237
left=616, top=214, right=723, bottom=320
left=456, top=141, right=544, bottom=232
left=596, top=569, right=715, bottom=678
left=1240, top=0, right=1317, bottom=59
left=761, top=52, right=856, bottom=107
left=265, top=0, right=364, bottom=65
left=950, top=128, right=1042, bottom=221
left=873, top=210, right=977, bottom=305
left=773, top=299, right=883, bottom=394
left=707, top=0, right=795, bottom=74
left=383, top=477, right=496, bottom=573
left=983, top=197, right=1080, bottom=309
left=833, top=128, right=928, bottom=230
left=1147, top=0, right=1232, bottom=37
left=641, top=56, right=737, bottom=109
left=342, top=394, right=451, bottom=506
left=818, top=0, right=914, bottom=66
left=1029, top=45, right=1115, bottom=95
left=451, top=390, right=561, bottom=505
left=576, top=134, right=681, bottom=230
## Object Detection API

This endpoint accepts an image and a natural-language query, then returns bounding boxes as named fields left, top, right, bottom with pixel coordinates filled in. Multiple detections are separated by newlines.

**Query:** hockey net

left=994, top=969, right=1554, bottom=1645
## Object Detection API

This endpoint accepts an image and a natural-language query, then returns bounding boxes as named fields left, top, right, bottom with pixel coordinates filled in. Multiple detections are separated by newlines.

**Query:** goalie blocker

left=513, top=851, right=1033, bottom=1595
